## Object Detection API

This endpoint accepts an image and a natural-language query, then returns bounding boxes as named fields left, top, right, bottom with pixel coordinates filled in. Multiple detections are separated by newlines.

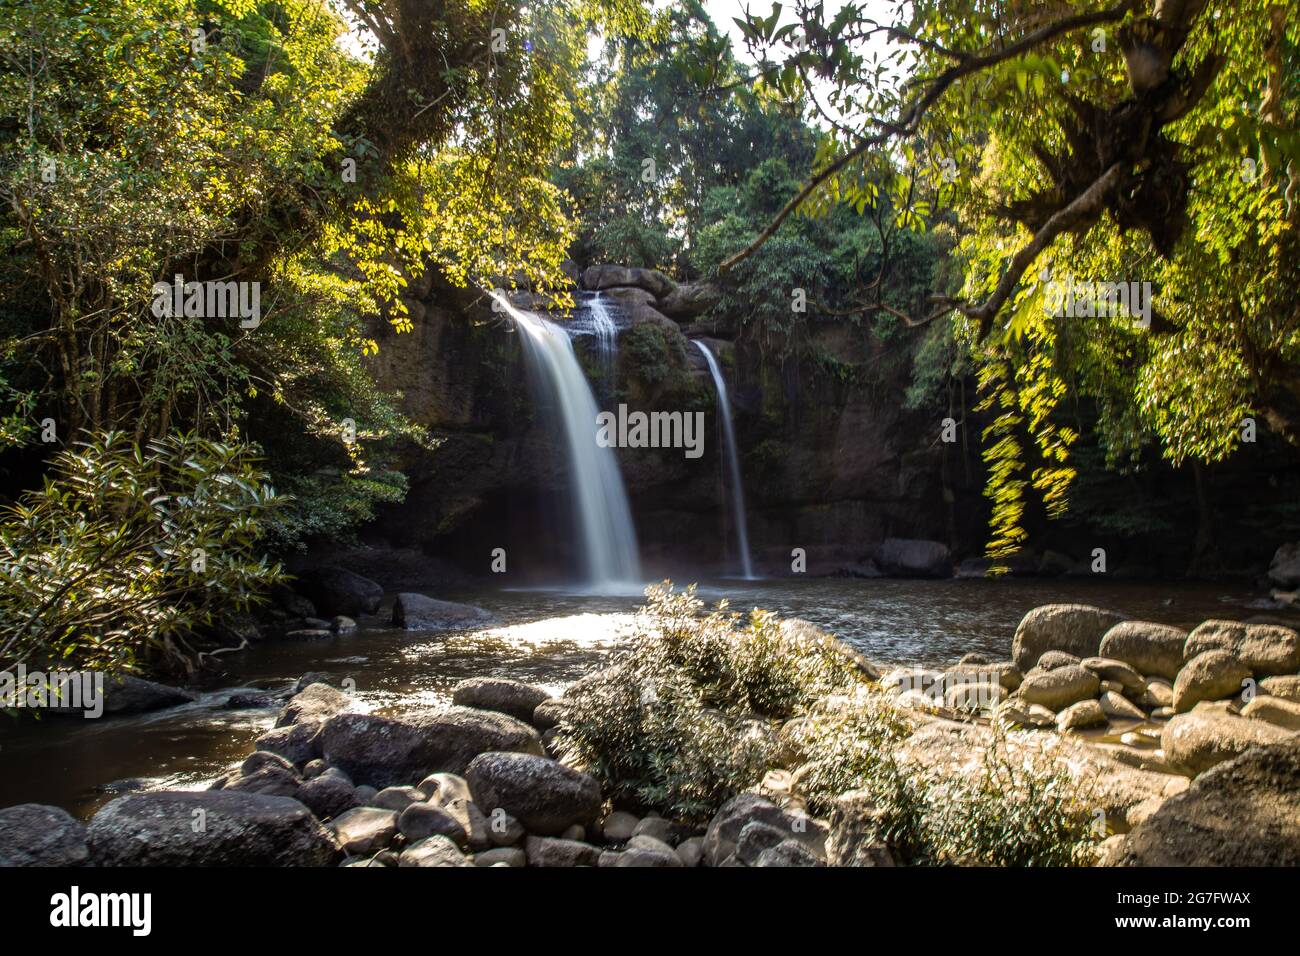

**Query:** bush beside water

left=559, top=582, right=1099, bottom=865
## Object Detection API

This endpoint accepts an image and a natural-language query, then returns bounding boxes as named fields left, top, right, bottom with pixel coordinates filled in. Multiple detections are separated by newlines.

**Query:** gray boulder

left=465, top=752, right=601, bottom=836
left=89, top=791, right=338, bottom=866
left=658, top=280, right=720, bottom=318
left=1172, top=650, right=1251, bottom=713
left=392, top=592, right=492, bottom=631
left=399, top=835, right=474, bottom=867
left=398, top=802, right=468, bottom=846
left=582, top=264, right=675, bottom=298
left=1056, top=699, right=1107, bottom=731
left=1099, top=621, right=1188, bottom=680
left=1184, top=620, right=1300, bottom=677
left=46, top=673, right=195, bottom=718
left=275, top=682, right=351, bottom=728
left=451, top=677, right=552, bottom=722
left=702, top=794, right=823, bottom=867
left=296, top=566, right=383, bottom=617
left=320, top=707, right=543, bottom=787
left=1011, top=604, right=1127, bottom=671
left=1267, top=541, right=1300, bottom=589
left=254, top=721, right=323, bottom=767
left=873, top=538, right=951, bottom=578
left=825, top=790, right=895, bottom=867
left=1120, top=738, right=1300, bottom=865
left=0, top=804, right=89, bottom=866
left=296, top=771, right=357, bottom=820
left=1018, top=664, right=1100, bottom=711
left=1161, top=710, right=1294, bottom=776
left=1080, top=657, right=1146, bottom=696
left=755, top=840, right=827, bottom=867
left=523, top=835, right=601, bottom=866
left=329, top=807, right=398, bottom=855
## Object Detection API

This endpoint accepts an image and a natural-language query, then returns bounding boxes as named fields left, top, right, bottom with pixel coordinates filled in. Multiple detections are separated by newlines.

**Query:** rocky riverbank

left=2, top=598, right=1297, bottom=867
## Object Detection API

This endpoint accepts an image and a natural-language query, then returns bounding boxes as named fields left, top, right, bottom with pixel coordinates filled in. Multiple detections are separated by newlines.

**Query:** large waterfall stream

left=496, top=294, right=642, bottom=592
left=695, top=341, right=757, bottom=579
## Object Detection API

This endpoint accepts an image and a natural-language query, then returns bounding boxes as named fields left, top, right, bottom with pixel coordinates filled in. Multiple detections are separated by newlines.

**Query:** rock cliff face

left=357, top=266, right=963, bottom=580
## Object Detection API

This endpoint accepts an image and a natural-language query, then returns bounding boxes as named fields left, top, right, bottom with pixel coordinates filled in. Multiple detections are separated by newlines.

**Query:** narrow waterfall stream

left=587, top=293, right=619, bottom=395
left=694, top=341, right=757, bottom=579
left=496, top=294, right=643, bottom=591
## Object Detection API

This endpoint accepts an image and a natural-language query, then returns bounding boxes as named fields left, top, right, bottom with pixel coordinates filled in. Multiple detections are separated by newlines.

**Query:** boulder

left=296, top=771, right=357, bottom=820
left=295, top=566, right=383, bottom=617
left=523, top=835, right=601, bottom=867
left=944, top=662, right=1022, bottom=693
left=1080, top=658, right=1146, bottom=696
left=465, top=752, right=601, bottom=836
left=416, top=772, right=472, bottom=805
left=254, top=721, right=323, bottom=767
left=755, top=840, right=827, bottom=867
left=1161, top=710, right=1294, bottom=776
left=1036, top=651, right=1082, bottom=671
left=736, top=820, right=791, bottom=865
left=702, top=794, right=823, bottom=867
left=531, top=699, right=569, bottom=731
left=320, top=707, right=543, bottom=787
left=474, top=847, right=526, bottom=867
left=275, top=682, right=351, bottom=728
left=399, top=802, right=468, bottom=846
left=1267, top=542, right=1300, bottom=589
left=1011, top=604, right=1128, bottom=672
left=0, top=804, right=89, bottom=866
left=1184, top=620, right=1300, bottom=676
left=1260, top=675, right=1300, bottom=703
left=1099, top=690, right=1146, bottom=721
left=451, top=677, right=552, bottom=722
left=872, top=538, right=951, bottom=578
left=658, top=280, right=720, bottom=318
left=610, top=846, right=683, bottom=867
left=1142, top=677, right=1174, bottom=709
left=1172, top=650, right=1251, bottom=713
left=225, top=761, right=301, bottom=799
left=631, top=815, right=688, bottom=847
left=1018, top=664, right=1100, bottom=710
left=399, top=835, right=474, bottom=867
left=442, top=797, right=493, bottom=850
left=825, top=790, right=896, bottom=867
left=1057, top=699, right=1107, bottom=731
left=370, top=786, right=423, bottom=812
left=44, top=673, right=195, bottom=718
left=328, top=807, right=398, bottom=855
left=676, top=836, right=705, bottom=867
left=944, top=682, right=1005, bottom=711
left=1241, top=695, right=1300, bottom=731
left=392, top=593, right=492, bottom=632
left=89, top=791, right=339, bottom=866
left=1120, top=738, right=1300, bottom=865
left=598, top=810, right=639, bottom=843
left=1098, top=621, right=1187, bottom=681
left=582, top=264, right=675, bottom=298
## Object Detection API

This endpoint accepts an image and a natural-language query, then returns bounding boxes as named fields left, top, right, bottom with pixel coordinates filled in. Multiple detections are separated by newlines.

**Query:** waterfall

left=694, top=341, right=757, bottom=579
left=496, top=293, right=643, bottom=592
left=587, top=293, right=619, bottom=390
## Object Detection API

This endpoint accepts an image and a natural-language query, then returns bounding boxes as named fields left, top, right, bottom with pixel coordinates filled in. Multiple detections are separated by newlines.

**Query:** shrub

left=791, top=695, right=1098, bottom=866
left=0, top=431, right=285, bottom=675
left=557, top=582, right=864, bottom=821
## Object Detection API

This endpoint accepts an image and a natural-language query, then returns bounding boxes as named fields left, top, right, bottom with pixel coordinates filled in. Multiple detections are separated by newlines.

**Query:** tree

left=722, top=0, right=1298, bottom=557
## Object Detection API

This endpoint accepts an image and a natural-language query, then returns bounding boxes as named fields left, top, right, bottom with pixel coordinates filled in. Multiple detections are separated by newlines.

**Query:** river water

left=0, top=576, right=1274, bottom=817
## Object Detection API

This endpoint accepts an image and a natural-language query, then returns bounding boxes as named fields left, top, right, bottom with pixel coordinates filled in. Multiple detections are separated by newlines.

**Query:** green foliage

left=790, top=695, right=1097, bottom=866
left=0, top=431, right=284, bottom=673
left=557, top=581, right=862, bottom=820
